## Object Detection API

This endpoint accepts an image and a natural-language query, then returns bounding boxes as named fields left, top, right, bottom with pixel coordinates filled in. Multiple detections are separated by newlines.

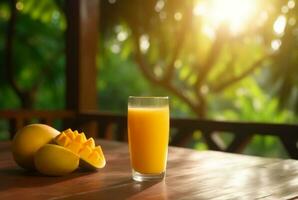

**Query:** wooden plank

left=171, top=118, right=298, bottom=136
left=0, top=140, right=297, bottom=199
left=8, top=118, right=23, bottom=139
left=202, top=131, right=223, bottom=151
left=7, top=110, right=292, bottom=136
left=0, top=110, right=75, bottom=119
left=226, top=133, right=253, bottom=153
left=65, top=0, right=100, bottom=137
left=65, top=0, right=99, bottom=110
left=279, top=134, right=298, bottom=159
left=170, top=127, right=196, bottom=147
left=1, top=110, right=75, bottom=138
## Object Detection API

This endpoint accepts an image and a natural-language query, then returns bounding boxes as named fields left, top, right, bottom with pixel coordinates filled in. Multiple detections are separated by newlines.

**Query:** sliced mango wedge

left=34, top=144, right=79, bottom=176
left=55, top=129, right=106, bottom=170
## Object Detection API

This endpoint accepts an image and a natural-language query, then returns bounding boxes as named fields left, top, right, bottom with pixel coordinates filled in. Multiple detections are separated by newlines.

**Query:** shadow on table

left=0, top=167, right=95, bottom=191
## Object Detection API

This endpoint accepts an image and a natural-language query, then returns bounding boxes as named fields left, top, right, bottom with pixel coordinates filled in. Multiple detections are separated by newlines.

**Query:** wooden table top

left=0, top=140, right=298, bottom=200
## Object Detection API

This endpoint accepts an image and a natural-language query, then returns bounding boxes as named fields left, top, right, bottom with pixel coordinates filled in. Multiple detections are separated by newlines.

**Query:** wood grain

left=0, top=140, right=297, bottom=200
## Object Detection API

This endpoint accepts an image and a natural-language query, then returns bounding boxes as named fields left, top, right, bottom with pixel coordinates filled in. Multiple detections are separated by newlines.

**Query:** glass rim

left=128, top=96, right=169, bottom=99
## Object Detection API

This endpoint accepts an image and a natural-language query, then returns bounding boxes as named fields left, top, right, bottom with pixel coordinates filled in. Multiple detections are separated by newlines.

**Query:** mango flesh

left=55, top=129, right=106, bottom=170
left=12, top=124, right=60, bottom=170
left=34, top=144, right=79, bottom=176
left=80, top=145, right=106, bottom=170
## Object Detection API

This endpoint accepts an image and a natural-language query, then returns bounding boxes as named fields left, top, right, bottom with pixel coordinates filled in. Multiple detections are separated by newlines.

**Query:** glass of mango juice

left=128, top=96, right=169, bottom=182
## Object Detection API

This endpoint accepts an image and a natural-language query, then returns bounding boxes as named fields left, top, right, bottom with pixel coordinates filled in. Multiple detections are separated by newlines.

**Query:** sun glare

left=273, top=15, right=287, bottom=35
left=194, top=0, right=257, bottom=35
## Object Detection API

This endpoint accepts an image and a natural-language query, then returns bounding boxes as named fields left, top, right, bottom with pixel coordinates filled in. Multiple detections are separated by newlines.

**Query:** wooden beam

left=65, top=0, right=99, bottom=137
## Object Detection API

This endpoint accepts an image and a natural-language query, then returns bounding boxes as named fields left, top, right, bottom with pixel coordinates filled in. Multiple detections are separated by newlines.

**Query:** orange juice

left=128, top=106, right=169, bottom=174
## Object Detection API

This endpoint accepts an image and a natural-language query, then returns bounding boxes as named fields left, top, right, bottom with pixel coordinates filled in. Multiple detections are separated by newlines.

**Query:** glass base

left=132, top=169, right=165, bottom=182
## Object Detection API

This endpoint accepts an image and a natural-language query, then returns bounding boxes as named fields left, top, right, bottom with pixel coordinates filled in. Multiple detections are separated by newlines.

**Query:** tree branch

left=164, top=82, right=201, bottom=116
left=4, top=0, right=24, bottom=100
left=194, top=24, right=228, bottom=91
left=210, top=49, right=236, bottom=86
left=3, top=0, right=34, bottom=108
left=4, top=0, right=63, bottom=108
left=211, top=54, right=274, bottom=93
left=131, top=28, right=159, bottom=84
left=163, top=7, right=192, bottom=82
left=131, top=27, right=202, bottom=116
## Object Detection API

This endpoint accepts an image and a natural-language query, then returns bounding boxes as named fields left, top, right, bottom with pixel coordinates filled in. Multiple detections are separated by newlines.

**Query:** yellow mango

left=66, top=141, right=82, bottom=154
left=12, top=124, right=60, bottom=170
left=56, top=132, right=70, bottom=147
left=80, top=145, right=106, bottom=170
left=34, top=144, right=79, bottom=176
left=64, top=129, right=75, bottom=140
left=84, top=138, right=95, bottom=149
left=79, top=145, right=93, bottom=159
left=75, top=133, right=86, bottom=143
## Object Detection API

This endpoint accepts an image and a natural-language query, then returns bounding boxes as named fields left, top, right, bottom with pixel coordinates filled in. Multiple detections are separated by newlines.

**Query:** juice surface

left=128, top=106, right=169, bottom=174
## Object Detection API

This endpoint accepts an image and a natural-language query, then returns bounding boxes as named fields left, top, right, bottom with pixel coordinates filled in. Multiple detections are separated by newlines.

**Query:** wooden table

left=0, top=140, right=298, bottom=200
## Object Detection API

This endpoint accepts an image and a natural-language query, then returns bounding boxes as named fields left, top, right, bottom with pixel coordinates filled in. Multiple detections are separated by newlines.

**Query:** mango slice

left=55, top=129, right=106, bottom=170
left=34, top=144, right=79, bottom=176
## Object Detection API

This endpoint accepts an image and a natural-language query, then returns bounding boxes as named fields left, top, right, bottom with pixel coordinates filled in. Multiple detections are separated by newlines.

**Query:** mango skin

left=34, top=144, right=79, bottom=176
left=12, top=124, right=60, bottom=170
left=80, top=158, right=106, bottom=171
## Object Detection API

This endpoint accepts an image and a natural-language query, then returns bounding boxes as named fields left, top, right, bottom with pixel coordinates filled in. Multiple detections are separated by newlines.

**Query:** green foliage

left=0, top=120, right=9, bottom=140
left=0, top=0, right=297, bottom=158
left=206, top=77, right=296, bottom=158
left=209, top=77, right=295, bottom=123
left=0, top=0, right=65, bottom=109
left=245, top=135, right=288, bottom=158
left=98, top=29, right=193, bottom=116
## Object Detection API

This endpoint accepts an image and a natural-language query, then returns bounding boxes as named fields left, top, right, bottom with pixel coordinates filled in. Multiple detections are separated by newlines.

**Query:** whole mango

left=12, top=124, right=60, bottom=170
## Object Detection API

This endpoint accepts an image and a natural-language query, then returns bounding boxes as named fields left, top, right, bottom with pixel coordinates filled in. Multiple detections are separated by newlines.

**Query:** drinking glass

left=128, top=96, right=170, bottom=182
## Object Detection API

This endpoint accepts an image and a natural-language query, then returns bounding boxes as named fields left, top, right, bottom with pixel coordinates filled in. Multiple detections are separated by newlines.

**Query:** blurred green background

left=1, top=0, right=298, bottom=158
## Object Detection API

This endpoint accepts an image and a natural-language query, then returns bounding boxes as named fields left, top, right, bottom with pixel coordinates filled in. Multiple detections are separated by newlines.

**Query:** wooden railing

left=1, top=110, right=297, bottom=159
left=0, top=110, right=76, bottom=135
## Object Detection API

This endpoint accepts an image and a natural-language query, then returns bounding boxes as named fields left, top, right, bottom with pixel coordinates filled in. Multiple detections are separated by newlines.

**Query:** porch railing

left=0, top=110, right=297, bottom=159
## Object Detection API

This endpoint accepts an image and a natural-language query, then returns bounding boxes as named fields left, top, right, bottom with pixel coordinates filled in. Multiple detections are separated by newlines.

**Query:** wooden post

left=65, top=0, right=99, bottom=137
